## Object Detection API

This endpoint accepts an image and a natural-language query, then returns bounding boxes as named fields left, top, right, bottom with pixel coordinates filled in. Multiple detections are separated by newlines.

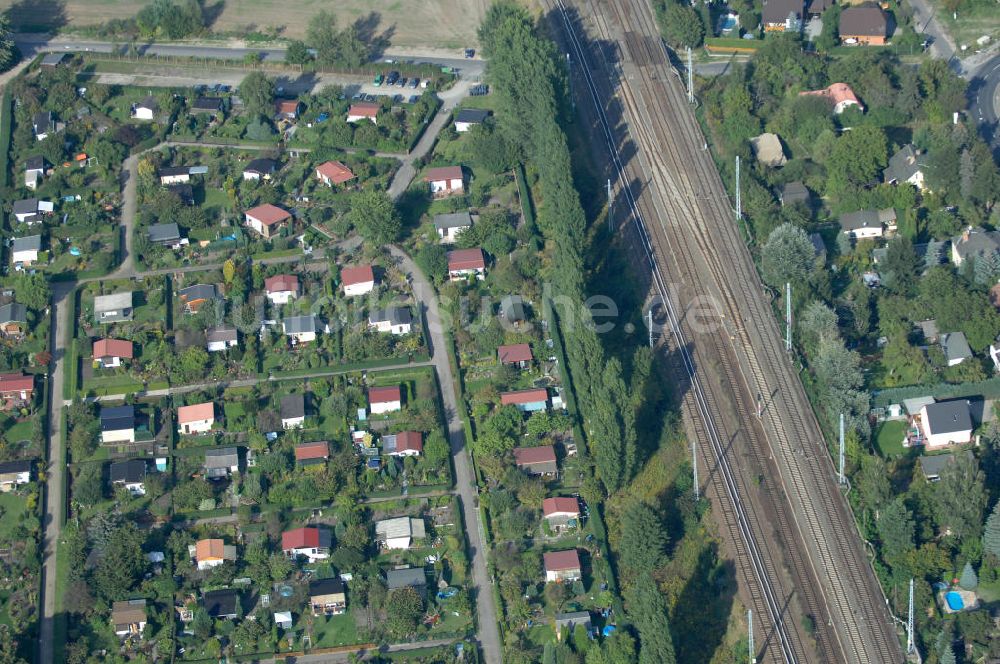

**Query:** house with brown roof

left=544, top=549, right=582, bottom=582
left=501, top=388, right=549, bottom=412
left=275, top=99, right=301, bottom=120
left=265, top=274, right=300, bottom=305
left=177, top=402, right=215, bottom=435
left=346, top=102, right=380, bottom=124
left=543, top=497, right=581, bottom=531
left=316, top=160, right=356, bottom=186
left=514, top=445, right=558, bottom=476
left=382, top=431, right=423, bottom=457
left=341, top=265, right=376, bottom=296
left=839, top=4, right=889, bottom=45
left=447, top=248, right=486, bottom=280
left=424, top=166, right=464, bottom=196
left=93, top=338, right=134, bottom=368
left=192, top=538, right=236, bottom=570
left=295, top=441, right=330, bottom=466
left=245, top=204, right=291, bottom=239
left=112, top=599, right=147, bottom=638
left=498, top=343, right=533, bottom=368
left=282, top=526, right=332, bottom=561
left=369, top=386, right=402, bottom=415
left=0, top=373, right=34, bottom=406
left=799, top=83, right=864, bottom=114
left=762, top=0, right=803, bottom=31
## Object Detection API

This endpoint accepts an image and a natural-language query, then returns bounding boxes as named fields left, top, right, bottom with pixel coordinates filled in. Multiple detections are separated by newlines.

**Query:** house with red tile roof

left=369, top=386, right=402, bottom=415
left=544, top=549, right=582, bottom=582
left=0, top=373, right=33, bottom=405
left=424, top=166, right=464, bottom=196
left=275, top=99, right=301, bottom=120
left=383, top=431, right=423, bottom=457
left=498, top=343, right=533, bottom=368
left=341, top=265, right=376, bottom=296
left=447, top=247, right=486, bottom=280
left=177, top=402, right=215, bottom=435
left=192, top=538, right=236, bottom=570
left=295, top=441, right=330, bottom=466
left=316, top=160, right=356, bottom=186
left=265, top=274, right=300, bottom=305
left=245, top=204, right=291, bottom=239
left=93, top=339, right=134, bottom=368
left=501, top=388, right=549, bottom=412
left=282, top=526, right=332, bottom=562
left=543, top=497, right=581, bottom=531
left=799, top=83, right=864, bottom=114
left=346, top=102, right=379, bottom=124
left=513, top=445, right=558, bottom=476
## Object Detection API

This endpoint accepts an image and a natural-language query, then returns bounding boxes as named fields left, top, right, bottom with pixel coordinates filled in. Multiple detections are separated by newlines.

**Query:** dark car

left=408, top=78, right=420, bottom=89
left=386, top=71, right=400, bottom=85
left=398, top=77, right=408, bottom=88
left=465, top=48, right=475, bottom=58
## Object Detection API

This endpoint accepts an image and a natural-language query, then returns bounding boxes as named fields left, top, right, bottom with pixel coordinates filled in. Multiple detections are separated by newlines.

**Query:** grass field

left=928, top=0, right=1000, bottom=51
left=874, top=420, right=907, bottom=458
left=2, top=0, right=491, bottom=50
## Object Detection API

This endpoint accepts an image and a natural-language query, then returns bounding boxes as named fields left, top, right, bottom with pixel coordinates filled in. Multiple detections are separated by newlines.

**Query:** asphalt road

left=969, top=54, right=1000, bottom=142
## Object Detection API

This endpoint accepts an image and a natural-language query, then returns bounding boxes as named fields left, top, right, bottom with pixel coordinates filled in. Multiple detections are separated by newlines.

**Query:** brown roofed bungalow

left=498, top=343, right=533, bottom=367
left=514, top=445, right=558, bottom=476
left=839, top=3, right=889, bottom=45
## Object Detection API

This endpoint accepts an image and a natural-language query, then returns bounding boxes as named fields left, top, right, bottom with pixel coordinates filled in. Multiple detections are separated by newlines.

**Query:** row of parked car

left=373, top=71, right=427, bottom=89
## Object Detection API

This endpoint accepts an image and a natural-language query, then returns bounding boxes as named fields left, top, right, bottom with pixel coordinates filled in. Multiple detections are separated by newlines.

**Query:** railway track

left=547, top=0, right=905, bottom=662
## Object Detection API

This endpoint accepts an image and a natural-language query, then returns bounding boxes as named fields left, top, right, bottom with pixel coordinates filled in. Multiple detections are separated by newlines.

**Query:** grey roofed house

left=159, top=166, right=190, bottom=178
left=903, top=395, right=936, bottom=415
left=12, top=235, right=42, bottom=253
left=941, top=331, right=972, bottom=364
left=454, top=108, right=490, bottom=125
left=385, top=567, right=427, bottom=591
left=94, top=292, right=134, bottom=323
left=839, top=3, right=888, bottom=38
left=280, top=394, right=306, bottom=420
left=207, top=326, right=238, bottom=344
left=368, top=306, right=412, bottom=326
left=191, top=96, right=223, bottom=112
left=780, top=182, right=810, bottom=206
left=762, top=0, right=804, bottom=24
left=839, top=208, right=896, bottom=232
left=555, top=611, right=592, bottom=635
left=40, top=53, right=67, bottom=67
left=12, top=199, right=38, bottom=217
left=33, top=111, right=52, bottom=135
left=375, top=516, right=426, bottom=543
left=244, top=158, right=277, bottom=175
left=203, top=589, right=239, bottom=618
left=951, top=229, right=1000, bottom=263
left=883, top=145, right=925, bottom=185
left=433, top=211, right=473, bottom=231
left=283, top=315, right=318, bottom=335
left=148, top=222, right=182, bottom=244
left=0, top=303, right=26, bottom=325
left=24, top=156, right=45, bottom=172
left=924, top=400, right=973, bottom=435
left=178, top=283, right=219, bottom=304
left=110, top=459, right=146, bottom=484
left=919, top=450, right=974, bottom=480
left=0, top=459, right=32, bottom=479
left=500, top=295, right=526, bottom=322
left=101, top=405, right=135, bottom=433
left=915, top=319, right=939, bottom=344
left=137, top=95, right=159, bottom=112
left=204, top=447, right=239, bottom=474
left=309, top=577, right=345, bottom=598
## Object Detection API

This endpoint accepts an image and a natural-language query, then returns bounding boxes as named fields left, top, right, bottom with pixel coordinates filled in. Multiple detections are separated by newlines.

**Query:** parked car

left=408, top=95, right=419, bottom=104
left=373, top=73, right=384, bottom=86
left=465, top=48, right=475, bottom=58
left=386, top=71, right=400, bottom=85
left=409, top=78, right=420, bottom=89
left=398, top=77, right=408, bottom=87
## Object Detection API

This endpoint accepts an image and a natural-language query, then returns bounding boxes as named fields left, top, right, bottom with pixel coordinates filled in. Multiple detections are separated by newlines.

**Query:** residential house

left=39, top=53, right=67, bottom=67
left=839, top=3, right=889, bottom=45
left=368, top=306, right=413, bottom=335
left=544, top=549, right=582, bottom=582
left=382, top=431, right=423, bottom=457
left=385, top=567, right=426, bottom=596
left=0, top=460, right=32, bottom=491
left=275, top=99, right=301, bottom=120
left=434, top=212, right=473, bottom=244
left=148, top=222, right=184, bottom=247
left=178, top=284, right=220, bottom=314
left=112, top=600, right=147, bottom=638
left=280, top=394, right=306, bottom=429
left=204, top=447, right=239, bottom=478
left=919, top=450, right=975, bottom=481
left=33, top=110, right=53, bottom=140
left=203, top=589, right=239, bottom=619
left=799, top=83, right=864, bottom=114
left=159, top=166, right=191, bottom=185
left=940, top=332, right=972, bottom=367
left=0, top=304, right=26, bottom=338
left=447, top=248, right=486, bottom=280
left=500, top=295, right=528, bottom=328
left=883, top=145, right=927, bottom=190
left=555, top=611, right=592, bottom=639
left=346, top=102, right=379, bottom=124
left=424, top=166, right=465, bottom=196
left=501, top=388, right=549, bottom=412
left=295, top=441, right=330, bottom=466
left=11, top=235, right=41, bottom=267
left=245, top=204, right=292, bottom=239
left=24, top=156, right=46, bottom=190
left=93, top=338, right=133, bottom=368
left=191, top=96, right=223, bottom=114
left=0, top=372, right=33, bottom=408
left=282, top=526, right=332, bottom=561
left=283, top=315, right=319, bottom=344
left=951, top=228, right=1000, bottom=267
left=206, top=326, right=239, bottom=352
left=100, top=405, right=135, bottom=444
left=806, top=0, right=833, bottom=15
left=193, top=539, right=237, bottom=570
left=177, top=402, right=215, bottom=435
left=315, top=160, right=356, bottom=186
left=762, top=0, right=803, bottom=31
left=265, top=274, right=300, bottom=305
left=94, top=292, right=134, bottom=324
left=919, top=400, right=973, bottom=450
left=779, top=182, right=810, bottom=207
left=454, top=108, right=490, bottom=132
left=839, top=209, right=896, bottom=240
left=513, top=445, right=558, bottom=476
left=750, top=133, right=787, bottom=167
left=273, top=611, right=293, bottom=629
left=498, top=343, right=533, bottom=368
left=110, top=459, right=147, bottom=496
left=341, top=265, right=376, bottom=296
left=369, top=386, right=402, bottom=415
left=309, top=578, right=347, bottom=616
left=376, top=517, right=426, bottom=549
left=242, top=157, right=277, bottom=181
left=13, top=198, right=53, bottom=224
left=543, top=497, right=581, bottom=531
left=133, top=96, right=158, bottom=120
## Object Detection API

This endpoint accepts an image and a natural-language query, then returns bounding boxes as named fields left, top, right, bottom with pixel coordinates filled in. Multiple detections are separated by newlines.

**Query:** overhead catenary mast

left=907, top=578, right=915, bottom=655
left=839, top=413, right=846, bottom=485
left=687, top=47, right=694, bottom=104
left=785, top=282, right=792, bottom=353
left=748, top=609, right=756, bottom=663
left=735, top=156, right=742, bottom=221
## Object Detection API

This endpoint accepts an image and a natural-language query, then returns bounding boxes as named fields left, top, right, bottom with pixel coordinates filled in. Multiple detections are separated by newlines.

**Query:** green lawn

left=3, top=420, right=32, bottom=444
left=875, top=420, right=907, bottom=458
left=0, top=493, right=28, bottom=540
left=310, top=610, right=361, bottom=648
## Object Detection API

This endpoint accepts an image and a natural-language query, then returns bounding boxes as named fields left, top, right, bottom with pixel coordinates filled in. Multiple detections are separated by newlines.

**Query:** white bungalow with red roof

left=93, top=339, right=134, bottom=368
left=383, top=431, right=423, bottom=457
left=501, top=388, right=549, bottom=412
left=316, top=160, right=356, bottom=187
left=447, top=247, right=486, bottom=281
left=498, top=343, right=533, bottom=369
left=347, top=102, right=380, bottom=124
left=0, top=373, right=34, bottom=406
left=369, top=385, right=402, bottom=415
left=245, top=204, right=291, bottom=239
left=177, top=402, right=215, bottom=435
left=543, top=497, right=581, bottom=531
left=341, top=265, right=376, bottom=296
left=424, top=166, right=464, bottom=196
left=544, top=549, right=582, bottom=582
left=265, top=274, right=300, bottom=305
left=799, top=83, right=864, bottom=114
left=282, top=526, right=332, bottom=562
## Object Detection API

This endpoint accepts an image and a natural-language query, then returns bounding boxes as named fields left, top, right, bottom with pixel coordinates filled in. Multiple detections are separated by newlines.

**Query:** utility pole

left=692, top=435, right=699, bottom=501
left=607, top=179, right=613, bottom=234
left=648, top=308, right=653, bottom=349
left=839, top=413, right=846, bottom=485
left=748, top=609, right=755, bottom=664
left=785, top=282, right=792, bottom=353
left=735, top=156, right=742, bottom=221
left=907, top=578, right=915, bottom=654
left=687, top=47, right=694, bottom=104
